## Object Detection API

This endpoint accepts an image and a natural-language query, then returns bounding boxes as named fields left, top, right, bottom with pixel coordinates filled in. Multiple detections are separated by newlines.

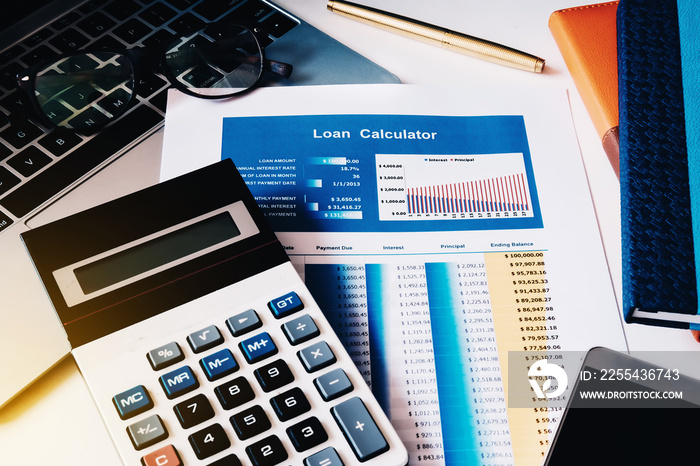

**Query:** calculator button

left=231, top=405, right=272, bottom=440
left=298, top=341, right=336, bottom=373
left=282, top=314, right=320, bottom=345
left=147, top=342, right=184, bottom=371
left=227, top=309, right=262, bottom=336
left=215, top=376, right=256, bottom=411
left=187, top=325, right=224, bottom=353
left=287, top=416, right=328, bottom=452
left=270, top=387, right=311, bottom=422
left=240, top=331, right=278, bottom=364
left=112, top=385, right=153, bottom=420
left=331, top=397, right=389, bottom=461
left=314, top=368, right=354, bottom=401
left=188, top=423, right=231, bottom=460
left=142, top=444, right=182, bottom=466
left=159, top=365, right=199, bottom=399
left=209, top=454, right=243, bottom=466
left=246, top=435, right=288, bottom=466
left=127, top=414, right=169, bottom=450
left=268, top=291, right=304, bottom=319
left=304, top=447, right=345, bottom=466
left=254, top=359, right=294, bottom=392
left=200, top=348, right=239, bottom=381
left=173, top=393, right=215, bottom=429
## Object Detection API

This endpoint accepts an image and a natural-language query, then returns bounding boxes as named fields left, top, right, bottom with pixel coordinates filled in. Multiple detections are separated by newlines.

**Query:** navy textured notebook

left=618, top=0, right=700, bottom=328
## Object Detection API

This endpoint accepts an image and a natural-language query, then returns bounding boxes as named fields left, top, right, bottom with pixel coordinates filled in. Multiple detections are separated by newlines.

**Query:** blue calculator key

left=159, top=365, right=199, bottom=399
left=200, top=348, right=239, bottom=381
left=227, top=309, right=262, bottom=337
left=187, top=324, right=224, bottom=353
left=239, top=331, right=278, bottom=364
left=331, top=397, right=389, bottom=462
left=298, top=341, right=336, bottom=373
left=268, top=291, right=304, bottom=319
left=304, top=447, right=344, bottom=466
left=282, top=314, right=320, bottom=345
left=113, top=385, right=154, bottom=420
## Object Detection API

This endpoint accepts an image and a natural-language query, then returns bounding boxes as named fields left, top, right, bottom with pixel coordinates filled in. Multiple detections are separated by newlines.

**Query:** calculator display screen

left=74, top=213, right=241, bottom=294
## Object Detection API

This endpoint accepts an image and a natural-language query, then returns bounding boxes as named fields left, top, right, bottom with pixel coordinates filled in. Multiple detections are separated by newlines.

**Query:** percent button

left=148, top=341, right=185, bottom=371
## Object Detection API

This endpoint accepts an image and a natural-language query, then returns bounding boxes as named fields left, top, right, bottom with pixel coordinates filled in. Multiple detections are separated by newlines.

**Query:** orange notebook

left=549, top=2, right=620, bottom=178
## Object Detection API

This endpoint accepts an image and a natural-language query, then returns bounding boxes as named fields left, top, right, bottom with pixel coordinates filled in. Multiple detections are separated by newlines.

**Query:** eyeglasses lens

left=33, top=52, right=135, bottom=132
left=164, top=25, right=264, bottom=97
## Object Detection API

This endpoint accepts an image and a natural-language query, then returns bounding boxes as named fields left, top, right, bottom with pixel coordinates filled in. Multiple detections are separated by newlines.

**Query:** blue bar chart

left=376, top=153, right=535, bottom=221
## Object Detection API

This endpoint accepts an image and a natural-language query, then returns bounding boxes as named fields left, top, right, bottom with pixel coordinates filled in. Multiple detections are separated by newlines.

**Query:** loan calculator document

left=161, top=84, right=626, bottom=465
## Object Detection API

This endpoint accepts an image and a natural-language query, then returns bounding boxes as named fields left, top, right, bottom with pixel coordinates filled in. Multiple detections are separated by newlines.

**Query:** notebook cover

left=549, top=2, right=620, bottom=178
left=618, top=0, right=700, bottom=328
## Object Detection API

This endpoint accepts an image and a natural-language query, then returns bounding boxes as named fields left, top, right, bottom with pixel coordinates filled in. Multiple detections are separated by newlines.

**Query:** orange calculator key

left=142, top=444, right=181, bottom=466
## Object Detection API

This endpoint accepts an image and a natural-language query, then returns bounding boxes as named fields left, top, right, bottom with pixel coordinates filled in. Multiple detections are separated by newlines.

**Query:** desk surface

left=2, top=1, right=699, bottom=464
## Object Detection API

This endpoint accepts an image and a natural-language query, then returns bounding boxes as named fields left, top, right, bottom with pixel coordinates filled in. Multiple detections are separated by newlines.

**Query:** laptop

left=0, top=0, right=399, bottom=407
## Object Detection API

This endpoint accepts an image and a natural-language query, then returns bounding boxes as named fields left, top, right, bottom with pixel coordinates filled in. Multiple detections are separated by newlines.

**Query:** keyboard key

left=127, top=413, right=169, bottom=450
left=50, top=29, right=90, bottom=53
left=167, top=12, right=205, bottom=35
left=140, top=2, right=177, bottom=27
left=19, top=45, right=57, bottom=67
left=194, top=0, right=248, bottom=22
left=304, top=447, right=344, bottom=466
left=23, top=28, right=53, bottom=48
left=78, top=12, right=117, bottom=37
left=0, top=167, right=20, bottom=196
left=287, top=417, right=328, bottom=452
left=142, top=444, right=182, bottom=466
left=38, top=129, right=82, bottom=157
left=254, top=359, right=294, bottom=392
left=246, top=435, right=288, bottom=466
left=188, top=423, right=231, bottom=460
left=147, top=341, right=184, bottom=370
left=51, top=11, right=80, bottom=31
left=200, top=348, right=238, bottom=381
left=173, top=393, right=215, bottom=429
left=298, top=341, right=336, bottom=373
left=0, top=105, right=162, bottom=218
left=159, top=365, right=199, bottom=399
left=282, top=314, right=319, bottom=345
left=226, top=308, right=262, bottom=337
left=1, top=120, right=44, bottom=149
left=268, top=291, right=304, bottom=318
left=7, top=147, right=52, bottom=177
left=214, top=376, right=256, bottom=411
left=231, top=405, right=271, bottom=440
left=105, top=0, right=142, bottom=21
left=314, top=368, right=353, bottom=401
left=270, top=387, right=311, bottom=422
left=187, top=324, right=224, bottom=353
left=331, top=397, right=389, bottom=461
left=112, top=385, right=154, bottom=420
left=0, top=210, right=13, bottom=233
left=240, top=331, right=277, bottom=364
left=114, top=18, right=153, bottom=44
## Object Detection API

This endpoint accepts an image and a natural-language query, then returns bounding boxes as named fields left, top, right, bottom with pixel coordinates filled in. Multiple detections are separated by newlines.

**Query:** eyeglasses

left=15, top=22, right=292, bottom=133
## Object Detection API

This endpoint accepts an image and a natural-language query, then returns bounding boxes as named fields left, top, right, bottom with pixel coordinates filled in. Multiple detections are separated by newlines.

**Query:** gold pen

left=327, top=0, right=545, bottom=73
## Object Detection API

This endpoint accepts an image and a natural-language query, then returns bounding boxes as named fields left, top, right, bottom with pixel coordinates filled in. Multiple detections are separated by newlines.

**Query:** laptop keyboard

left=0, top=0, right=298, bottom=233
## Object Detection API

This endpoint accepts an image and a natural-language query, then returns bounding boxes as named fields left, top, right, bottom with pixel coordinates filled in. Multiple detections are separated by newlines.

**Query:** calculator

left=21, top=159, right=408, bottom=466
